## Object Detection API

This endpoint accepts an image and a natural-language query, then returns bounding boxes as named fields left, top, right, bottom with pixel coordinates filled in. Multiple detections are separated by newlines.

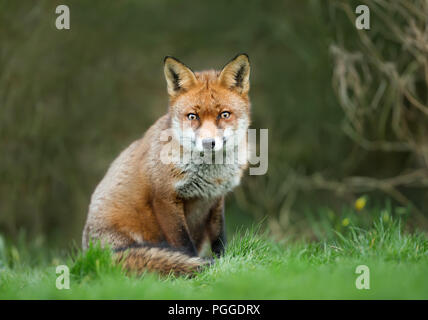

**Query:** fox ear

left=164, top=56, right=197, bottom=97
left=218, top=53, right=250, bottom=95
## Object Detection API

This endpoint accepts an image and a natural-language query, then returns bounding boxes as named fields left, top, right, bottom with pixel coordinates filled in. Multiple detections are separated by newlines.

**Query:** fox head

left=164, top=54, right=250, bottom=154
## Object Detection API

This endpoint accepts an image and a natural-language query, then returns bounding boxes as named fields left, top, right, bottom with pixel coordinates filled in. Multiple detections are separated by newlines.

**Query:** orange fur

left=82, top=54, right=251, bottom=276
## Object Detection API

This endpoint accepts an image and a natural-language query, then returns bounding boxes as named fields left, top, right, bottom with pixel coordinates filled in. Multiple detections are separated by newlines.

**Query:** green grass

left=0, top=218, right=428, bottom=299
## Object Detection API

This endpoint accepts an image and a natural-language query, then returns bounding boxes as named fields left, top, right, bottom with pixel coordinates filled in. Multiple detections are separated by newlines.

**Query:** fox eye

left=220, top=111, right=231, bottom=119
left=187, top=113, right=198, bottom=120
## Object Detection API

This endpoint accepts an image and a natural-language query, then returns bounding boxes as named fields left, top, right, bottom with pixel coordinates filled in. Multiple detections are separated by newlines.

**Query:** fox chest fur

left=173, top=160, right=243, bottom=249
left=174, top=162, right=243, bottom=200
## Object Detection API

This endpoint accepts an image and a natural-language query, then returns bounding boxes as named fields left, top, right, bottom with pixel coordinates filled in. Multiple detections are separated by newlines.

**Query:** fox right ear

left=218, top=53, right=250, bottom=95
left=164, top=56, right=197, bottom=97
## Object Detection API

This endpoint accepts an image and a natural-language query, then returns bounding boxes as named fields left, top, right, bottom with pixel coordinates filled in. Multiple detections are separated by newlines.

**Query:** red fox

left=82, top=54, right=251, bottom=276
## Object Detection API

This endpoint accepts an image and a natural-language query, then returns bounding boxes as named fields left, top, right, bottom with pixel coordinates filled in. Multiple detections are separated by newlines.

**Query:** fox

left=82, top=53, right=251, bottom=276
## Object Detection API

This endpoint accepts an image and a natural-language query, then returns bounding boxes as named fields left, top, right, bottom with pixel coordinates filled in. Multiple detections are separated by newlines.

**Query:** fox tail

left=114, top=244, right=208, bottom=276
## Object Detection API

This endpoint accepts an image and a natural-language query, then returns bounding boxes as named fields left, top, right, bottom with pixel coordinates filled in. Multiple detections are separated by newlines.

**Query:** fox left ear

left=164, top=56, right=197, bottom=97
left=218, top=53, right=250, bottom=95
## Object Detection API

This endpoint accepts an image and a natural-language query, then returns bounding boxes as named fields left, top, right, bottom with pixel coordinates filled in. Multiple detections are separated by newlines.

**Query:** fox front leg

left=153, top=197, right=198, bottom=257
left=208, top=197, right=227, bottom=257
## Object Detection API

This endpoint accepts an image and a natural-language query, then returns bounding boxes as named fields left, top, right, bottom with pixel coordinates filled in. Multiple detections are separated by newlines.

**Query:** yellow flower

left=355, top=196, right=367, bottom=211
left=95, top=259, right=100, bottom=272
left=382, top=210, right=390, bottom=222
left=11, top=247, right=20, bottom=263
left=342, top=218, right=350, bottom=227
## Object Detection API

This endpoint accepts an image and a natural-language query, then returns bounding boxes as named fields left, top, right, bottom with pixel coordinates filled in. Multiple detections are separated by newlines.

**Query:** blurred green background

left=1, top=0, right=427, bottom=248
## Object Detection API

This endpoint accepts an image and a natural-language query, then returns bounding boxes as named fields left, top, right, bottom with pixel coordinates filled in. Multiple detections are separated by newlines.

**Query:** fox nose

left=202, top=138, right=215, bottom=150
